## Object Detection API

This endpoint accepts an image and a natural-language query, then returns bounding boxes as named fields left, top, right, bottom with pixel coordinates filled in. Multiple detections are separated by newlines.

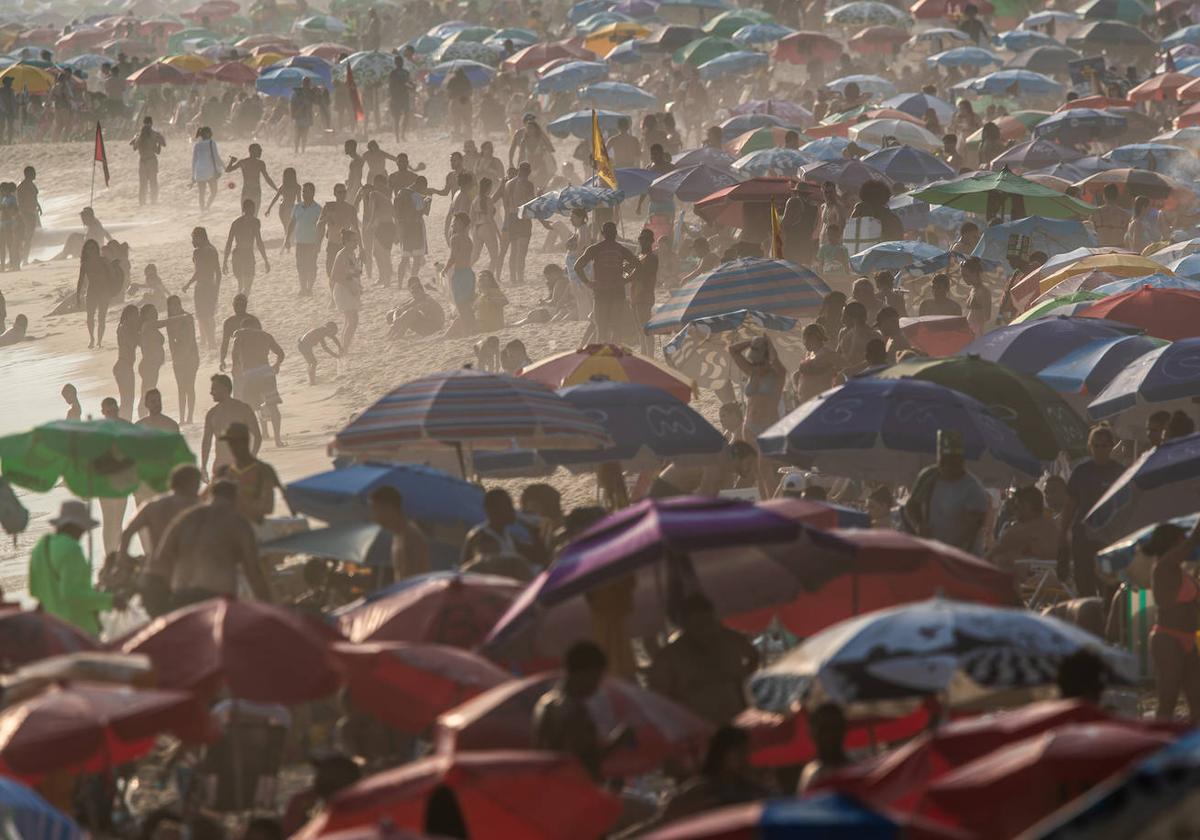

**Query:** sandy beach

left=0, top=125, right=713, bottom=596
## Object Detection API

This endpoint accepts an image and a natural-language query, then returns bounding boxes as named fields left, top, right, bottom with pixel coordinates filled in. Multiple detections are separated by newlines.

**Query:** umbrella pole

left=454, top=442, right=467, bottom=480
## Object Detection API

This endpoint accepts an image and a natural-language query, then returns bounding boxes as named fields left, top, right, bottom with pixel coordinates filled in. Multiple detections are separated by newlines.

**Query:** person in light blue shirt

left=285, top=182, right=322, bottom=297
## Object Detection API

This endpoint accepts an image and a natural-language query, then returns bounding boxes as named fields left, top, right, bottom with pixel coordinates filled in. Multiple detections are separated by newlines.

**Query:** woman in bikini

left=1149, top=521, right=1200, bottom=722
left=137, top=303, right=166, bottom=418
left=730, top=336, right=786, bottom=499
left=164, top=295, right=200, bottom=424
left=113, top=305, right=140, bottom=419
left=266, top=167, right=301, bottom=238
left=472, top=177, right=501, bottom=276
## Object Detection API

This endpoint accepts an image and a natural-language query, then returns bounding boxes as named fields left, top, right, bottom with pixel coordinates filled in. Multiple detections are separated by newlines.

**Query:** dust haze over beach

left=0, top=128, right=713, bottom=595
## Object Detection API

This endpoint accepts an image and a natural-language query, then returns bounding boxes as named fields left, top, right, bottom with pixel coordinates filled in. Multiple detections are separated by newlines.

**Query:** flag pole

left=90, top=159, right=96, bottom=207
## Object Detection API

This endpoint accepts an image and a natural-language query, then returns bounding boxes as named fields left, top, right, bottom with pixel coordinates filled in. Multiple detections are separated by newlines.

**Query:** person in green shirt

left=29, top=499, right=119, bottom=635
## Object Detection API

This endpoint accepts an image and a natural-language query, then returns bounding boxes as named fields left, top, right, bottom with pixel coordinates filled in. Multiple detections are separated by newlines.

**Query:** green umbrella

left=1011, top=290, right=1108, bottom=324
left=703, top=12, right=769, bottom=37
left=1011, top=110, right=1052, bottom=130
left=911, top=168, right=1096, bottom=220
left=673, top=35, right=739, bottom=66
left=869, top=356, right=1090, bottom=460
left=167, top=27, right=218, bottom=54
left=0, top=420, right=195, bottom=499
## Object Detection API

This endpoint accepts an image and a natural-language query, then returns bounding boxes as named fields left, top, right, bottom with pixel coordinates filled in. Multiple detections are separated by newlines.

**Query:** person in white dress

left=191, top=126, right=224, bottom=212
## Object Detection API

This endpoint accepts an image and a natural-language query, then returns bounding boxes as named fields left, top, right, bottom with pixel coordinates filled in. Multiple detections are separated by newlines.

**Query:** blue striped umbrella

left=1035, top=334, right=1163, bottom=397
left=426, top=59, right=496, bottom=88
left=697, top=49, right=768, bottom=80
left=547, top=108, right=626, bottom=138
left=331, top=370, right=612, bottom=463
left=732, top=22, right=796, bottom=44
left=579, top=80, right=657, bottom=109
left=992, top=29, right=1060, bottom=52
left=535, top=60, right=609, bottom=93
left=1085, top=431, right=1200, bottom=545
left=1089, top=339, right=1200, bottom=426
left=0, top=778, right=80, bottom=840
left=518, top=185, right=625, bottom=219
left=1091, top=274, right=1200, bottom=295
left=646, top=258, right=830, bottom=333
left=859, top=145, right=954, bottom=184
left=850, top=240, right=947, bottom=273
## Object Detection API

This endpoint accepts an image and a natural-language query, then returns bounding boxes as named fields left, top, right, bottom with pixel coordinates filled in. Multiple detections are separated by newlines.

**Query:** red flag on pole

left=346, top=63, right=365, bottom=124
left=93, top=121, right=110, bottom=187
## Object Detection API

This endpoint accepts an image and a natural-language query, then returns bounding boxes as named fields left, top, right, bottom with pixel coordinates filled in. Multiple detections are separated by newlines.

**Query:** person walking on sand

left=285, top=182, right=322, bottom=297
left=136, top=387, right=178, bottom=434
left=190, top=126, right=223, bottom=212
left=112, top=305, right=139, bottom=416
left=291, top=77, right=317, bottom=154
left=265, top=167, right=301, bottom=238
left=230, top=315, right=286, bottom=448
left=164, top=295, right=199, bottom=424
left=201, top=373, right=261, bottom=479
left=298, top=321, right=342, bottom=384
left=118, top=464, right=202, bottom=616
left=129, top=115, right=166, bottom=206
left=317, top=182, right=360, bottom=278
left=329, top=229, right=363, bottom=351
left=218, top=293, right=253, bottom=398
left=183, top=227, right=222, bottom=349
left=76, top=239, right=119, bottom=350
left=213, top=421, right=287, bottom=526
left=501, top=162, right=535, bottom=285
left=223, top=200, right=271, bottom=297
left=443, top=212, right=476, bottom=333
left=388, top=55, right=413, bottom=141
left=226, top=144, right=278, bottom=217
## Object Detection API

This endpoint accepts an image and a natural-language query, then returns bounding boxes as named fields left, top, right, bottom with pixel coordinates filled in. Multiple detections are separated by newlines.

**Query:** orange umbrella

left=848, top=25, right=910, bottom=55
left=126, top=61, right=193, bottom=85
left=334, top=641, right=508, bottom=734
left=1129, top=71, right=1196, bottom=101
left=204, top=60, right=258, bottom=84
left=302, top=42, right=355, bottom=61
left=518, top=343, right=696, bottom=402
left=436, top=674, right=712, bottom=778
left=1054, top=95, right=1134, bottom=112
left=294, top=752, right=621, bottom=840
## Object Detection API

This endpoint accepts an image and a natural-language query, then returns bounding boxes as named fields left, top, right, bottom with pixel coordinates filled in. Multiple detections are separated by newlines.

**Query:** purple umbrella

left=988, top=138, right=1083, bottom=173
left=649, top=162, right=744, bottom=201
left=799, top=159, right=893, bottom=194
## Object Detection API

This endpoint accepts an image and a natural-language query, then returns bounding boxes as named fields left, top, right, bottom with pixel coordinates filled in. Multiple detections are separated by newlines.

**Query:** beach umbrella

left=1012, top=290, right=1108, bottom=322
left=1089, top=337, right=1200, bottom=422
left=697, top=49, right=768, bottom=80
left=912, top=168, right=1096, bottom=219
left=928, top=45, right=1003, bottom=68
left=256, top=65, right=328, bottom=96
left=732, top=98, right=813, bottom=125
left=724, top=114, right=805, bottom=139
left=578, top=79, right=656, bottom=109
left=518, top=185, right=625, bottom=219
left=121, top=599, right=342, bottom=703
left=547, top=109, right=626, bottom=138
left=292, top=752, right=621, bottom=840
left=733, top=148, right=813, bottom=176
left=1097, top=511, right=1200, bottom=579
left=0, top=63, right=52, bottom=93
left=166, top=26, right=217, bottom=53
left=334, top=50, right=392, bottom=85
left=612, top=0, right=659, bottom=17
left=427, top=20, right=472, bottom=39
left=0, top=683, right=212, bottom=780
left=440, top=25, right=497, bottom=44
left=0, top=419, right=193, bottom=498
left=758, top=378, right=1044, bottom=483
left=335, top=573, right=522, bottom=647
left=1067, top=20, right=1157, bottom=51
left=725, top=126, right=809, bottom=155
left=960, top=315, right=1144, bottom=374
left=870, top=355, right=1090, bottom=460
left=880, top=91, right=955, bottom=122
left=1169, top=254, right=1200, bottom=278
left=54, top=27, right=108, bottom=55
left=673, top=34, right=738, bottom=65
left=534, top=59, right=608, bottom=92
left=987, top=138, right=1082, bottom=171
left=334, top=642, right=508, bottom=734
left=426, top=60, right=495, bottom=88
left=702, top=10, right=767, bottom=38
left=569, top=0, right=615, bottom=24
left=436, top=674, right=711, bottom=778
left=890, top=194, right=933, bottom=231
left=971, top=216, right=1096, bottom=265
left=826, top=1, right=912, bottom=26
left=1076, top=287, right=1200, bottom=340
left=732, top=22, right=796, bottom=45
left=583, top=21, right=649, bottom=54
left=749, top=599, right=1135, bottom=713
left=800, top=135, right=872, bottom=160
left=641, top=24, right=705, bottom=51
left=956, top=68, right=1065, bottom=97
left=850, top=240, right=947, bottom=274
left=662, top=309, right=808, bottom=389
left=0, top=777, right=81, bottom=838
left=656, top=0, right=733, bottom=24
left=1128, top=72, right=1195, bottom=103
left=799, top=158, right=893, bottom=194
left=272, top=54, right=335, bottom=85
left=293, top=14, right=348, bottom=37
left=583, top=167, right=659, bottom=195
left=860, top=145, right=954, bottom=184
left=646, top=257, right=829, bottom=332
left=1005, top=44, right=1082, bottom=75
left=204, top=60, right=258, bottom=84
left=237, top=33, right=294, bottom=49
left=1077, top=0, right=1151, bottom=22
left=402, top=34, right=446, bottom=55
left=519, top=344, right=694, bottom=402
left=63, top=53, right=109, bottom=72
left=576, top=10, right=635, bottom=33
left=908, top=27, right=973, bottom=51
left=649, top=162, right=743, bottom=201
left=1104, top=143, right=1197, bottom=174
left=1091, top=274, right=1200, bottom=295
left=430, top=40, right=504, bottom=65
left=774, top=30, right=844, bottom=64
left=603, top=39, right=644, bottom=62
left=1022, top=9, right=1084, bottom=27
left=848, top=119, right=941, bottom=151
left=1165, top=23, right=1200, bottom=49
left=847, top=24, right=911, bottom=55
left=503, top=42, right=592, bottom=72
left=245, top=52, right=287, bottom=69
left=825, top=73, right=898, bottom=98
left=1151, top=126, right=1200, bottom=149
left=1037, top=253, right=1172, bottom=299
left=0, top=605, right=98, bottom=672
left=258, top=522, right=399, bottom=569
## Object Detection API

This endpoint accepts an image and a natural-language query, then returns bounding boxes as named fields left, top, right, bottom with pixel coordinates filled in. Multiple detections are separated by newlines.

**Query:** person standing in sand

left=265, top=167, right=301, bottom=238
left=317, top=183, right=360, bottom=278
left=16, top=166, right=39, bottom=261
left=284, top=182, right=322, bottom=297
left=501, top=162, right=535, bottom=285
left=118, top=464, right=201, bottom=616
left=164, top=295, right=199, bottom=424
left=136, top=304, right=166, bottom=418
left=76, top=239, right=119, bottom=350
left=129, top=116, right=166, bottom=206
left=190, top=126, right=223, bottom=212
left=226, top=144, right=278, bottom=217
left=183, top=227, right=222, bottom=349
left=112, top=305, right=139, bottom=417
left=213, top=421, right=287, bottom=526
left=231, top=315, right=286, bottom=448
left=329, top=228, right=363, bottom=352
left=573, top=221, right=638, bottom=345
left=443, top=212, right=476, bottom=333
left=223, top=201, right=271, bottom=297
left=136, top=388, right=178, bottom=434
left=218, top=293, right=253, bottom=398
left=201, top=373, right=261, bottom=479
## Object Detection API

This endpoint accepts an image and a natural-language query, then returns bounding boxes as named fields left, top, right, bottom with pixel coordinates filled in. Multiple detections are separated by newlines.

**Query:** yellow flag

left=770, top=201, right=784, bottom=259
left=591, top=109, right=618, bottom=190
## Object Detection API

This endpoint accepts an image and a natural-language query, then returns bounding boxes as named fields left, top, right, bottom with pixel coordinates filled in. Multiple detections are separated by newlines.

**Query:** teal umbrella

left=0, top=420, right=195, bottom=498
left=912, top=168, right=1097, bottom=220
left=673, top=35, right=739, bottom=65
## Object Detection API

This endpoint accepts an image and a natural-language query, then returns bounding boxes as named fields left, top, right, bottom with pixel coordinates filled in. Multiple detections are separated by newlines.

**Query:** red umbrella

left=848, top=25, right=910, bottom=55
left=204, top=61, right=258, bottom=84
left=911, top=0, right=993, bottom=17
left=120, top=598, right=343, bottom=703
left=335, top=573, right=523, bottom=648
left=294, top=751, right=621, bottom=840
left=19, top=29, right=61, bottom=47
left=899, top=315, right=977, bottom=357
left=923, top=723, right=1174, bottom=838
left=725, top=529, right=1018, bottom=639
left=503, top=42, right=596, bottom=72
left=739, top=703, right=935, bottom=769
left=775, top=31, right=843, bottom=65
left=334, top=641, right=509, bottom=734
left=184, top=0, right=241, bottom=22
left=302, top=42, right=354, bottom=61
left=1129, top=71, right=1195, bottom=101
left=1077, top=286, right=1200, bottom=340
left=0, top=604, right=97, bottom=672
left=518, top=343, right=695, bottom=403
left=434, top=674, right=711, bottom=778
left=252, top=43, right=298, bottom=57
left=1177, top=101, right=1200, bottom=128
left=0, top=682, right=213, bottom=780
left=55, top=28, right=108, bottom=54
left=694, top=176, right=814, bottom=226
left=1054, top=96, right=1135, bottom=112
left=126, top=61, right=193, bottom=85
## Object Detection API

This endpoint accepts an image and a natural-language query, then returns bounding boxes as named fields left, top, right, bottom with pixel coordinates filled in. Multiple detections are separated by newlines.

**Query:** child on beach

left=298, top=321, right=343, bottom=385
left=474, top=270, right=508, bottom=333
left=61, top=384, right=81, bottom=420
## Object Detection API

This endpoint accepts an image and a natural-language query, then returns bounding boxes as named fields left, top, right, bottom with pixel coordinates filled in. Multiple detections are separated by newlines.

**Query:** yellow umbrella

left=584, top=22, right=649, bottom=55
left=1038, top=253, right=1170, bottom=296
left=244, top=52, right=285, bottom=69
left=162, top=53, right=212, bottom=72
left=0, top=63, right=53, bottom=94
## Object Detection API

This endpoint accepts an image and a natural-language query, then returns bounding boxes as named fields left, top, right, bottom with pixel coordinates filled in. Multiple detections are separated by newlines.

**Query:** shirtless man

left=297, top=321, right=342, bottom=384
left=344, top=139, right=365, bottom=202
left=117, top=463, right=203, bottom=614
left=129, top=116, right=166, bottom=206
left=218, top=293, right=253, bottom=396
left=607, top=117, right=641, bottom=169
left=200, top=373, right=261, bottom=479
left=135, top=388, right=179, bottom=434
left=573, top=221, right=638, bottom=344
left=501, top=162, right=536, bottom=285
left=230, top=315, right=285, bottom=447
left=213, top=421, right=286, bottom=526
left=317, top=183, right=360, bottom=278
left=226, top=144, right=277, bottom=214
left=361, top=140, right=396, bottom=186
left=533, top=641, right=627, bottom=781
left=223, top=200, right=271, bottom=296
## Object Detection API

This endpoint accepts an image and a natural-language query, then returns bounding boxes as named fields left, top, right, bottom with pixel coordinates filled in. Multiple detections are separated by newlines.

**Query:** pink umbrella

left=302, top=42, right=354, bottom=61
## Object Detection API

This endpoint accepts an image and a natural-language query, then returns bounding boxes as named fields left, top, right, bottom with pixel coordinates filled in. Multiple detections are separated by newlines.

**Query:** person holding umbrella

left=28, top=500, right=119, bottom=635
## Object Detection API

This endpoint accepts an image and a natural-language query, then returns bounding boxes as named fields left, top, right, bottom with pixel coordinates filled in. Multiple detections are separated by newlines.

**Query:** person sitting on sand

left=61, top=383, right=82, bottom=420
left=51, top=207, right=112, bottom=262
left=387, top=277, right=445, bottom=340
left=0, top=313, right=28, bottom=347
left=474, top=270, right=508, bottom=333
left=136, top=264, right=168, bottom=312
left=297, top=321, right=342, bottom=385
left=474, top=336, right=501, bottom=371
left=500, top=339, right=531, bottom=374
